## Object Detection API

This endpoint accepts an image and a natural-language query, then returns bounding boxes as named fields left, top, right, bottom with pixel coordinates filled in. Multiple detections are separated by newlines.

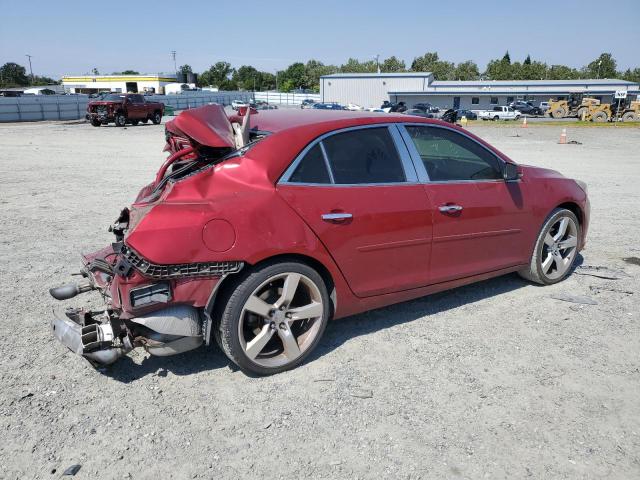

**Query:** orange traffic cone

left=521, top=117, right=528, bottom=128
left=559, top=128, right=567, bottom=144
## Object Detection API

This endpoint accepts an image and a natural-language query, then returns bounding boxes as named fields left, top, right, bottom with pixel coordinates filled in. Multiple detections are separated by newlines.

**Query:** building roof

left=430, top=79, right=638, bottom=87
left=321, top=72, right=433, bottom=79
left=62, top=74, right=178, bottom=83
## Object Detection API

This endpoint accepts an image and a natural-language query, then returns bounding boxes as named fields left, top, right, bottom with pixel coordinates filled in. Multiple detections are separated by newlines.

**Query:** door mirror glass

left=503, top=162, right=520, bottom=181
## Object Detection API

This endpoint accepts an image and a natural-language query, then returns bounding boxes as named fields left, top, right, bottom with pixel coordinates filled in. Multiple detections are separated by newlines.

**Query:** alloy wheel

left=540, top=216, right=578, bottom=280
left=238, top=272, right=324, bottom=368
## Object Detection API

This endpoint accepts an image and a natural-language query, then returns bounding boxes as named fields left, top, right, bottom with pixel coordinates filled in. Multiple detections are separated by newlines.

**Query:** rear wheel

left=114, top=113, right=126, bottom=127
left=215, top=261, right=330, bottom=375
left=576, top=107, right=588, bottom=120
left=622, top=112, right=638, bottom=122
left=519, top=208, right=580, bottom=285
left=152, top=111, right=162, bottom=124
left=493, top=115, right=500, bottom=121
left=90, top=119, right=101, bottom=127
left=141, top=118, right=149, bottom=124
left=551, top=107, right=566, bottom=119
left=592, top=111, right=608, bottom=123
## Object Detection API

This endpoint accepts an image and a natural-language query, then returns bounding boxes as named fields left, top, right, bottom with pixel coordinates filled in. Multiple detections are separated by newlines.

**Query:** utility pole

left=375, top=54, right=380, bottom=74
left=275, top=70, right=279, bottom=92
left=26, top=54, right=33, bottom=84
left=170, top=51, right=177, bottom=78
left=596, top=60, right=602, bottom=79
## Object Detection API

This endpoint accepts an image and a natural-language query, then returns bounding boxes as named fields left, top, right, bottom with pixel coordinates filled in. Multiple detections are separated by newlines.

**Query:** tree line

left=2, top=52, right=639, bottom=92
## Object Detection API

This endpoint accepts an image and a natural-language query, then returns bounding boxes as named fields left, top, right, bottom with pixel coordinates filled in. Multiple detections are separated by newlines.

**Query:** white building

left=61, top=74, right=178, bottom=95
left=320, top=73, right=640, bottom=110
left=320, top=72, right=433, bottom=108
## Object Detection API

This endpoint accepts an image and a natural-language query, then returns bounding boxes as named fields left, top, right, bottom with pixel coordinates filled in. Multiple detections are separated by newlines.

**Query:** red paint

left=81, top=107, right=589, bottom=324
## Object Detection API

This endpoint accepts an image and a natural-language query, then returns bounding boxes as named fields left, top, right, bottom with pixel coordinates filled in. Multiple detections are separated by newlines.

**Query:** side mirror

left=503, top=162, right=520, bottom=182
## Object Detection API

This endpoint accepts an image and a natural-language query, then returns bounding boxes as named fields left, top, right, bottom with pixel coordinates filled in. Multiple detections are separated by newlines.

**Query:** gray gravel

left=0, top=120, right=639, bottom=479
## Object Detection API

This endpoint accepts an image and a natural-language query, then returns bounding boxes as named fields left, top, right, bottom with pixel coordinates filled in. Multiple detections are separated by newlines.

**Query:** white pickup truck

left=478, top=106, right=521, bottom=121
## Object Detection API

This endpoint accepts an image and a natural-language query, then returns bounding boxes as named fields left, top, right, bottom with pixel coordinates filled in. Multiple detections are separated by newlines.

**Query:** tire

left=493, top=115, right=500, bottom=121
left=152, top=111, right=162, bottom=124
left=90, top=119, right=101, bottom=127
left=551, top=108, right=566, bottom=119
left=114, top=113, right=127, bottom=127
left=514, top=114, right=521, bottom=120
left=215, top=261, right=331, bottom=375
left=141, top=118, right=149, bottom=124
left=592, top=111, right=608, bottom=123
left=131, top=119, right=139, bottom=126
left=518, top=208, right=581, bottom=285
left=622, top=112, right=638, bottom=122
left=576, top=107, right=588, bottom=120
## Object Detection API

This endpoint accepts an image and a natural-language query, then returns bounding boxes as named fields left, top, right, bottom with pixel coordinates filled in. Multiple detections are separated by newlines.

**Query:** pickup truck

left=86, top=93, right=164, bottom=127
left=478, top=106, right=521, bottom=121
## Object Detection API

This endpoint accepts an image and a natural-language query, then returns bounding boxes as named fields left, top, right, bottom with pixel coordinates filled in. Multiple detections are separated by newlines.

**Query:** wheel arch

left=204, top=253, right=337, bottom=344
left=555, top=201, right=583, bottom=226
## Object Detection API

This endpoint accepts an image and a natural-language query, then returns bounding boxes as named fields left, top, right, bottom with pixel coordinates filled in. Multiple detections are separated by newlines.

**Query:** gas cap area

left=202, top=219, right=236, bottom=252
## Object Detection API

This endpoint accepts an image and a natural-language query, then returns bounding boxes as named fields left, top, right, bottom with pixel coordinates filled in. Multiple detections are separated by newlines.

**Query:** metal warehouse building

left=61, top=74, right=178, bottom=95
left=320, top=73, right=640, bottom=110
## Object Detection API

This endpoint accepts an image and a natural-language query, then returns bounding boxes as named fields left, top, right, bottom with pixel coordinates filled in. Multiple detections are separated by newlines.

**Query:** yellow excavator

left=547, top=93, right=601, bottom=119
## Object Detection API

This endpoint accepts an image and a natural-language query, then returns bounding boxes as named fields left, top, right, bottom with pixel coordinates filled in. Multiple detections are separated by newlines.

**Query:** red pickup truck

left=86, top=93, right=164, bottom=127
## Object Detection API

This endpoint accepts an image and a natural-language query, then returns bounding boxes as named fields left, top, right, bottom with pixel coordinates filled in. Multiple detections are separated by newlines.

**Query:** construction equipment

left=547, top=93, right=600, bottom=119
left=583, top=97, right=640, bottom=123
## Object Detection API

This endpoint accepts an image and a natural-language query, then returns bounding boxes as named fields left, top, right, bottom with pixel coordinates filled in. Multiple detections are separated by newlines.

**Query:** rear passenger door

left=278, top=125, right=434, bottom=298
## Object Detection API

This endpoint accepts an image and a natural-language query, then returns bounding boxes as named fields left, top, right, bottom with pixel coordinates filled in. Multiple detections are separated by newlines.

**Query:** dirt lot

left=0, top=120, right=639, bottom=480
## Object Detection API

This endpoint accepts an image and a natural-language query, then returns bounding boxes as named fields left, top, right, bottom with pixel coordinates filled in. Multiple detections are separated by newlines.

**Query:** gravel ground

left=0, top=120, right=639, bottom=480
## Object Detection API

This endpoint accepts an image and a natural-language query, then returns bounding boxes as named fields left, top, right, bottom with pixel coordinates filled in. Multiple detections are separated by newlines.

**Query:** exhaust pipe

left=49, top=281, right=94, bottom=300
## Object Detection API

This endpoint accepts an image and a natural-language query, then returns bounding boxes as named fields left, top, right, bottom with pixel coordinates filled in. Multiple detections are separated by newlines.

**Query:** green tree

left=453, top=60, right=479, bottom=80
left=199, top=61, right=234, bottom=88
left=280, top=62, right=307, bottom=90
left=179, top=64, right=193, bottom=75
left=340, top=58, right=377, bottom=73
left=583, top=53, right=617, bottom=79
left=502, top=51, right=511, bottom=64
left=410, top=52, right=455, bottom=80
left=621, top=68, right=640, bottom=83
left=32, top=75, right=58, bottom=86
left=381, top=56, right=405, bottom=73
left=0, top=62, right=29, bottom=87
left=485, top=53, right=513, bottom=80
left=91, top=67, right=99, bottom=75
left=232, top=65, right=261, bottom=90
left=523, top=54, right=531, bottom=65
left=546, top=64, right=580, bottom=80
left=303, top=60, right=338, bottom=92
left=114, top=70, right=140, bottom=75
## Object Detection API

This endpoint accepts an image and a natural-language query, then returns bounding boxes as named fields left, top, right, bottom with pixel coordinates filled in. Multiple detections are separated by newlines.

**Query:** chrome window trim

left=278, top=123, right=416, bottom=186
left=398, top=123, right=509, bottom=184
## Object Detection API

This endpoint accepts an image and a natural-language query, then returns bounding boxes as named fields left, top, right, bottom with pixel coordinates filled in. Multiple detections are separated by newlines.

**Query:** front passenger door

left=401, top=124, right=532, bottom=283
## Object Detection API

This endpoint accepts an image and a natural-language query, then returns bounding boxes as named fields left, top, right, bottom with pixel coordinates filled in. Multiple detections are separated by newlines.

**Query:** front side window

left=404, top=126, right=502, bottom=182
left=289, top=144, right=331, bottom=184
left=321, top=127, right=405, bottom=184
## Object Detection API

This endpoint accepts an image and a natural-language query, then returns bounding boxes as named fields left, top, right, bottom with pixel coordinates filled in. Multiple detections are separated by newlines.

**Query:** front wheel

left=519, top=208, right=580, bottom=285
left=152, top=111, right=162, bottom=124
left=90, top=119, right=101, bottom=127
left=493, top=115, right=500, bottom=121
left=215, top=261, right=330, bottom=375
left=131, top=119, right=139, bottom=126
left=114, top=113, right=127, bottom=127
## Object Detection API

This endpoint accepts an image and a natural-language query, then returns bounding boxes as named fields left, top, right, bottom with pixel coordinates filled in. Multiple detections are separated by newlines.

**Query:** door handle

left=321, top=213, right=353, bottom=222
left=438, top=204, right=463, bottom=213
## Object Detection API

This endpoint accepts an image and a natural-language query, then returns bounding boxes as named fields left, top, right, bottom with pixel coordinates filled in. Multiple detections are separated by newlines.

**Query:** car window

left=321, top=127, right=406, bottom=184
left=404, top=126, right=502, bottom=182
left=289, top=144, right=331, bottom=184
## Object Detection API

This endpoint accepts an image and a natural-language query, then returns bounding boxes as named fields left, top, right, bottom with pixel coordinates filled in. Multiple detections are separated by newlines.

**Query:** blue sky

left=1, top=0, right=638, bottom=78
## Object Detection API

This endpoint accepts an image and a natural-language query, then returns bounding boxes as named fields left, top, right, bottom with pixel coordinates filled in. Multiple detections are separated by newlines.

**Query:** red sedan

left=50, top=105, right=589, bottom=375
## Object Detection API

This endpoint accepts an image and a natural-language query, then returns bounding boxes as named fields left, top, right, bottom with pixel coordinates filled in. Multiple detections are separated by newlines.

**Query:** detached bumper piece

left=51, top=309, right=132, bottom=365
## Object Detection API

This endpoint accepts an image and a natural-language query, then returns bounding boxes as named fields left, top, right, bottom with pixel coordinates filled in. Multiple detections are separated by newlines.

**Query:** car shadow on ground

left=102, top=255, right=584, bottom=383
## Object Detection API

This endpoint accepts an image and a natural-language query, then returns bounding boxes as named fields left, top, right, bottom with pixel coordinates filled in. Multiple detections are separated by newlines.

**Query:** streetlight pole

left=171, top=51, right=177, bottom=78
left=375, top=54, right=380, bottom=74
left=26, top=54, right=33, bottom=84
left=596, top=60, right=602, bottom=79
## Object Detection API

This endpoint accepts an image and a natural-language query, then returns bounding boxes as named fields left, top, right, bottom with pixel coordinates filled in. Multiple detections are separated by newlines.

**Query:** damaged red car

left=50, top=104, right=590, bottom=375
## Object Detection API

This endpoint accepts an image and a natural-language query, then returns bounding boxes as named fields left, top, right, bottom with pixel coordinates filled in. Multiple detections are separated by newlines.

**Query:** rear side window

left=322, top=127, right=405, bottom=184
left=405, top=126, right=502, bottom=181
left=289, top=144, right=331, bottom=184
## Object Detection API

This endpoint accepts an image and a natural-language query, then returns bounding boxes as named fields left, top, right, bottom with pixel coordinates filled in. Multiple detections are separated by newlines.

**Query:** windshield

left=102, top=94, right=127, bottom=102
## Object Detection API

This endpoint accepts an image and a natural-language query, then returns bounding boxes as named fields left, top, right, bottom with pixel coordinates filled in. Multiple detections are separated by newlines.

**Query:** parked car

left=231, top=99, right=249, bottom=110
left=50, top=106, right=589, bottom=375
left=455, top=109, right=478, bottom=120
left=313, top=102, right=345, bottom=110
left=86, top=93, right=164, bottom=127
left=479, top=106, right=522, bottom=121
left=344, top=103, right=364, bottom=111
left=509, top=101, right=543, bottom=116
left=381, top=101, right=408, bottom=113
left=404, top=108, right=435, bottom=118
left=300, top=99, right=317, bottom=109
